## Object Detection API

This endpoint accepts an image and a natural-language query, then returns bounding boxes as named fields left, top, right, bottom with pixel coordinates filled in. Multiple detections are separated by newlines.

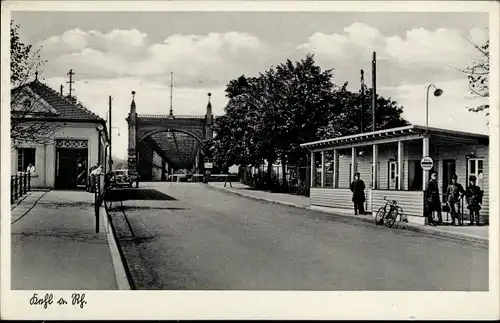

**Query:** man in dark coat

left=350, top=172, right=366, bottom=215
left=446, top=174, right=464, bottom=225
left=425, top=172, right=442, bottom=226
left=465, top=175, right=483, bottom=225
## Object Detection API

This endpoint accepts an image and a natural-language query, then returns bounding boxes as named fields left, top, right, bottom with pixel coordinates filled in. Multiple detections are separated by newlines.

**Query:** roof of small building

left=11, top=79, right=104, bottom=123
left=300, top=125, right=489, bottom=150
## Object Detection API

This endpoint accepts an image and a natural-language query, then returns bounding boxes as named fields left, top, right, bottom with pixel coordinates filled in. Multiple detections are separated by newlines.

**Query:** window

left=388, top=161, right=398, bottom=190
left=17, top=148, right=36, bottom=172
left=468, top=158, right=485, bottom=190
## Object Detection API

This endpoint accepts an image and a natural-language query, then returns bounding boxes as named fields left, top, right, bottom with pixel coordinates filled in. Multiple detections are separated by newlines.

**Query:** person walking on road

left=223, top=168, right=233, bottom=188
left=350, top=172, right=366, bottom=215
left=465, top=175, right=483, bottom=226
left=425, top=172, right=443, bottom=226
left=446, top=174, right=465, bottom=226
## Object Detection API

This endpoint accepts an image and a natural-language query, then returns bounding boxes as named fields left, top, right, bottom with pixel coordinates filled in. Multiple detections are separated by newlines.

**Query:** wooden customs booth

left=300, top=125, right=489, bottom=225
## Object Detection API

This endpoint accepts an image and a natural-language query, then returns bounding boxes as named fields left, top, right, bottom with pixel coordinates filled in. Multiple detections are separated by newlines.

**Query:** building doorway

left=388, top=161, right=398, bottom=190
left=55, top=139, right=89, bottom=190
left=442, top=159, right=456, bottom=194
left=408, top=160, right=423, bottom=190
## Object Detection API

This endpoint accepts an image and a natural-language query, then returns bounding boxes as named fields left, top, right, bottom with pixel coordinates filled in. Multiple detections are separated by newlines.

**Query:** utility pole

left=109, top=96, right=113, bottom=171
left=372, top=52, right=376, bottom=132
left=67, top=69, right=75, bottom=98
left=169, top=71, right=174, bottom=116
left=360, top=69, right=364, bottom=133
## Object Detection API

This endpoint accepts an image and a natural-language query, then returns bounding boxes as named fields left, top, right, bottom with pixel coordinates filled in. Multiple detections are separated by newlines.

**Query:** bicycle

left=375, top=196, right=405, bottom=228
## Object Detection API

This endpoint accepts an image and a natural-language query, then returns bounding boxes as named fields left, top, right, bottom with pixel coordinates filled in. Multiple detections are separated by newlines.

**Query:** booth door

left=442, top=160, right=456, bottom=194
left=389, top=161, right=398, bottom=190
left=55, top=148, right=88, bottom=190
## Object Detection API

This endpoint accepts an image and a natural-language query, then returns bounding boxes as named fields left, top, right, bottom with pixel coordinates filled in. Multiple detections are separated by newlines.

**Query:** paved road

left=108, top=182, right=488, bottom=291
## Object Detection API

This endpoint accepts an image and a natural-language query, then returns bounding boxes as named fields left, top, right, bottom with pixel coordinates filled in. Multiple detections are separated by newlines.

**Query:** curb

left=206, top=183, right=309, bottom=210
left=100, top=204, right=132, bottom=290
left=208, top=184, right=489, bottom=246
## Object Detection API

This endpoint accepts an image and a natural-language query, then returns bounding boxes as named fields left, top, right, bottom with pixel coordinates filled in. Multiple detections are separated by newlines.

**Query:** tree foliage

left=10, top=20, right=61, bottom=146
left=207, top=54, right=408, bottom=187
left=460, top=37, right=489, bottom=116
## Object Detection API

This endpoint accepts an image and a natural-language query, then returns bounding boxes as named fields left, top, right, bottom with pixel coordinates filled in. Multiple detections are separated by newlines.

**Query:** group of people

left=350, top=171, right=484, bottom=226
left=425, top=172, right=483, bottom=226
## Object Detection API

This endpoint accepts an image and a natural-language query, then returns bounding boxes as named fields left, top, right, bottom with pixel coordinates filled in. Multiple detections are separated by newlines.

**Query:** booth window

left=388, top=161, right=399, bottom=190
left=468, top=158, right=484, bottom=190
left=17, top=148, right=36, bottom=172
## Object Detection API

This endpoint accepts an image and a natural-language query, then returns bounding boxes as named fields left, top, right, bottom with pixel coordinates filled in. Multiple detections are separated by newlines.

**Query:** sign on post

left=420, top=156, right=434, bottom=171
left=204, top=162, right=213, bottom=169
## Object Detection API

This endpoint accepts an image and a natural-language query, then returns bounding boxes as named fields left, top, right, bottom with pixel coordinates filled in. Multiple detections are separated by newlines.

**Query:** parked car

left=110, top=169, right=134, bottom=188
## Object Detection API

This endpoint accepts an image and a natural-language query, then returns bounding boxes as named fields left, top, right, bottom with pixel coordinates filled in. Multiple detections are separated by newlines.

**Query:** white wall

left=11, top=122, right=101, bottom=188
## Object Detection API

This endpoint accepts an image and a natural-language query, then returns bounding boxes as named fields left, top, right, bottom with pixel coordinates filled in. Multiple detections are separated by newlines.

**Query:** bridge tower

left=127, top=91, right=137, bottom=173
left=205, top=92, right=213, bottom=140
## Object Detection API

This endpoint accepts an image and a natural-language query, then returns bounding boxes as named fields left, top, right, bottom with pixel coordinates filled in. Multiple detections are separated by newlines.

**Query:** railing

left=10, top=172, right=31, bottom=204
left=93, top=174, right=107, bottom=233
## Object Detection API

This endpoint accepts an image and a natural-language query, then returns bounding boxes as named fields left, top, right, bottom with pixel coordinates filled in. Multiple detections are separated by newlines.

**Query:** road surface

left=107, top=182, right=488, bottom=291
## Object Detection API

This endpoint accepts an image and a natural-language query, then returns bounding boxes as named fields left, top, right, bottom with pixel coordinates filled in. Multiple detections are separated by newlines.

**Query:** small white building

left=11, top=79, right=109, bottom=190
left=301, top=125, right=489, bottom=225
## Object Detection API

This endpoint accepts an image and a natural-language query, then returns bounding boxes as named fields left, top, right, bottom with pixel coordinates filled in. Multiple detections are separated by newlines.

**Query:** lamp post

left=425, top=84, right=443, bottom=132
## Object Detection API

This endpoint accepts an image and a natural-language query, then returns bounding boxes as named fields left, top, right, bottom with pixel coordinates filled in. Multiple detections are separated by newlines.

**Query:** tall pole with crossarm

left=109, top=96, right=113, bottom=171
left=360, top=69, right=364, bottom=133
left=372, top=52, right=376, bottom=132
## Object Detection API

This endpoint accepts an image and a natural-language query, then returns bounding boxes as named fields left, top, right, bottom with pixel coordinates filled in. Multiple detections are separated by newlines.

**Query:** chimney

left=60, top=85, right=64, bottom=96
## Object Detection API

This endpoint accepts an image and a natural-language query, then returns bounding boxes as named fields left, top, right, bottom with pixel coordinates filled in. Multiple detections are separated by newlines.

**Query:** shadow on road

left=105, top=188, right=177, bottom=202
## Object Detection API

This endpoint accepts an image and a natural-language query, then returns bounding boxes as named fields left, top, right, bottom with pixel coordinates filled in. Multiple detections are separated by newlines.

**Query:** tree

left=207, top=54, right=409, bottom=190
left=460, top=37, right=489, bottom=117
left=10, top=20, right=60, bottom=146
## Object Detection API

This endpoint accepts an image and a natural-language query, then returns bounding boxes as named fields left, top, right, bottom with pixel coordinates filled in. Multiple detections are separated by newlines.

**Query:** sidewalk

left=11, top=190, right=123, bottom=290
left=207, top=182, right=489, bottom=245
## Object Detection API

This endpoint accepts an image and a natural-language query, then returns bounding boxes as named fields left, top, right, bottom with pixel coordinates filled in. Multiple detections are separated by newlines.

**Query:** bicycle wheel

left=375, top=206, right=386, bottom=225
left=384, top=207, right=399, bottom=228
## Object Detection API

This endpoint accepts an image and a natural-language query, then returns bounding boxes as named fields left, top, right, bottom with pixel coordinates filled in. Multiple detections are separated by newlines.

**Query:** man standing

left=446, top=174, right=464, bottom=226
left=465, top=175, right=483, bottom=226
left=88, top=162, right=102, bottom=193
left=425, top=172, right=443, bottom=226
left=350, top=172, right=366, bottom=215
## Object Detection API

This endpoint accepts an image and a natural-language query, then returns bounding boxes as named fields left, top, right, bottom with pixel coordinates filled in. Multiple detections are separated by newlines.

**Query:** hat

left=354, top=172, right=360, bottom=177
left=451, top=174, right=458, bottom=180
left=469, top=175, right=477, bottom=182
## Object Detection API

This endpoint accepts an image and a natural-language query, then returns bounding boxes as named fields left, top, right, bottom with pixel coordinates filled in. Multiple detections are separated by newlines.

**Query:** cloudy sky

left=12, top=10, right=490, bottom=159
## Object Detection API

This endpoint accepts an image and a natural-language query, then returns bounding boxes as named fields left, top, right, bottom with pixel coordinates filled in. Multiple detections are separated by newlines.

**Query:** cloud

left=298, top=23, right=488, bottom=69
left=40, top=28, right=148, bottom=55
left=40, top=30, right=273, bottom=87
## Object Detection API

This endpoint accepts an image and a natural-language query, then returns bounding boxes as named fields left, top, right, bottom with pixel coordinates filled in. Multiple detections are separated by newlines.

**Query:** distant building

left=11, top=78, right=109, bottom=189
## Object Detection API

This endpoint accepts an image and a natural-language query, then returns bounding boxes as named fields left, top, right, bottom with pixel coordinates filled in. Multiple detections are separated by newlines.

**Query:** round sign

left=420, top=156, right=434, bottom=171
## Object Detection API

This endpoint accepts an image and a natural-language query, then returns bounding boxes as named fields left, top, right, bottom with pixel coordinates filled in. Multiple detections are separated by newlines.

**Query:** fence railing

left=10, top=172, right=31, bottom=204
left=93, top=174, right=107, bottom=233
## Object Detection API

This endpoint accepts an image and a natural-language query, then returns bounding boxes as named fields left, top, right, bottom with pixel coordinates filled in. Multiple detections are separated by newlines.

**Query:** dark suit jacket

left=350, top=179, right=366, bottom=203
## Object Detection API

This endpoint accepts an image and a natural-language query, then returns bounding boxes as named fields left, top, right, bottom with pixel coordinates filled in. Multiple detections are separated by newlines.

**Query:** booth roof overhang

left=300, top=125, right=489, bottom=152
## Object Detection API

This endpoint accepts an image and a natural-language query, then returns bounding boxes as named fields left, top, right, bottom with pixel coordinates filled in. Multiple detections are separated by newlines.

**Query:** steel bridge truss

left=145, top=130, right=201, bottom=170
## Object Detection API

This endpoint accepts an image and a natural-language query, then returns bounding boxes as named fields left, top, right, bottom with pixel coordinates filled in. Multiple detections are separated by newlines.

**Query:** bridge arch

left=138, top=128, right=203, bottom=144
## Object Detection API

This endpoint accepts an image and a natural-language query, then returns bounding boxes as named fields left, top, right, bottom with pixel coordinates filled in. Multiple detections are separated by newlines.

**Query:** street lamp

left=425, top=84, right=443, bottom=132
